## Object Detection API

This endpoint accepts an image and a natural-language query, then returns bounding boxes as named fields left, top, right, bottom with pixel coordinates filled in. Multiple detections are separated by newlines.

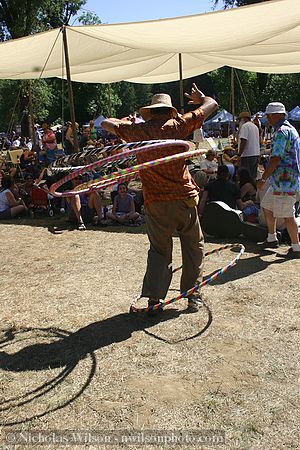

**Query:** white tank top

left=0, top=189, right=10, bottom=212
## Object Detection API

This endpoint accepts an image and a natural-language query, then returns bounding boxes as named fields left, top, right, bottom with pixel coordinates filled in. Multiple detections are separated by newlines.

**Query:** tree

left=0, top=1, right=86, bottom=40
left=78, top=10, right=101, bottom=25
left=214, top=0, right=269, bottom=7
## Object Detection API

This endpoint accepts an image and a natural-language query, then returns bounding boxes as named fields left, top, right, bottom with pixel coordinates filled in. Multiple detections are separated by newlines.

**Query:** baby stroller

left=29, top=186, right=54, bottom=217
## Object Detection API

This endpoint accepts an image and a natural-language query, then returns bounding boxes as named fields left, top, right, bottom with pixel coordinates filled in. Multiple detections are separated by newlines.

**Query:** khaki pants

left=141, top=199, right=204, bottom=299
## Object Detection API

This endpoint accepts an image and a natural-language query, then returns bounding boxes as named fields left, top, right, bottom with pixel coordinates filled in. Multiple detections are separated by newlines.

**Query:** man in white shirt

left=199, top=150, right=218, bottom=180
left=238, top=111, right=260, bottom=179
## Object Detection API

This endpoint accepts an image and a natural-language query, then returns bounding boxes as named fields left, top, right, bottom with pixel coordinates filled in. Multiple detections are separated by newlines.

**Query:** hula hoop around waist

left=49, top=140, right=201, bottom=197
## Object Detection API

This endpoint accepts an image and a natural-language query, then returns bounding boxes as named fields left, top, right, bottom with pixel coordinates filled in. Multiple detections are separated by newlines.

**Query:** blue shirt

left=115, top=193, right=133, bottom=214
left=270, top=120, right=300, bottom=195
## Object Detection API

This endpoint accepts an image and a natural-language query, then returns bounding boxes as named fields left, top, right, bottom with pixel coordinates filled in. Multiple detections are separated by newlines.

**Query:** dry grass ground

left=0, top=216, right=299, bottom=450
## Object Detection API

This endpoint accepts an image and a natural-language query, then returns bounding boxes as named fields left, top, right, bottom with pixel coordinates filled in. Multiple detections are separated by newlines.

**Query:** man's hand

left=184, top=83, right=205, bottom=105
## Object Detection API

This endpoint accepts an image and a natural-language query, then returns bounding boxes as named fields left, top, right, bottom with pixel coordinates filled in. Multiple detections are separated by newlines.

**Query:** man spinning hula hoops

left=102, top=84, right=218, bottom=314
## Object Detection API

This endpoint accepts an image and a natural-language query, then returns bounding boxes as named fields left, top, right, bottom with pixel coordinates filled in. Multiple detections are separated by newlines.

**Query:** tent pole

left=179, top=53, right=184, bottom=114
left=62, top=25, right=79, bottom=153
left=28, top=80, right=36, bottom=149
left=108, top=83, right=112, bottom=117
left=231, top=67, right=236, bottom=142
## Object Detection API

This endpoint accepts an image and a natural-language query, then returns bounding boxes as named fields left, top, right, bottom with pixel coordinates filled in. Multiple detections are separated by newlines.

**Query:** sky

left=80, top=0, right=219, bottom=25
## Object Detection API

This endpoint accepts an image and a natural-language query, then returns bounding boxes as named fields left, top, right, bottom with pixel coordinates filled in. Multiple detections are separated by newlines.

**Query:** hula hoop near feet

left=130, top=243, right=245, bottom=313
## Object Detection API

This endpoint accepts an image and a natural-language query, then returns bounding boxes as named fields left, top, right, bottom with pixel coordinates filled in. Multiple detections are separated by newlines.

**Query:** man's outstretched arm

left=102, top=118, right=131, bottom=134
left=184, top=83, right=218, bottom=120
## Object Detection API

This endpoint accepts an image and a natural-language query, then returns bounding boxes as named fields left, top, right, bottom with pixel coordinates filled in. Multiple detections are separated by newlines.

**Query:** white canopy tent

left=0, top=0, right=300, bottom=84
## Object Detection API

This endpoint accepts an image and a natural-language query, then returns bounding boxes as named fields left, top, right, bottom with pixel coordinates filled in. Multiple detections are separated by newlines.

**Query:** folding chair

left=7, top=149, right=25, bottom=179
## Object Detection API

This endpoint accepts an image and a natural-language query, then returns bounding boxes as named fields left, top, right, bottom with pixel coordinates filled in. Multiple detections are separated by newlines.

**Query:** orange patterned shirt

left=113, top=108, right=204, bottom=205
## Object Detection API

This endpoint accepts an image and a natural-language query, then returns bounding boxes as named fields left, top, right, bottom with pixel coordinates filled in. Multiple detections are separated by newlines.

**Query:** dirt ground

left=0, top=216, right=299, bottom=450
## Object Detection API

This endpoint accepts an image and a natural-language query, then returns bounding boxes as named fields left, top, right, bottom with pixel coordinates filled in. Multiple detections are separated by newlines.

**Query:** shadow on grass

left=0, top=307, right=211, bottom=425
left=143, top=301, right=212, bottom=344
left=0, top=216, right=148, bottom=235
left=203, top=244, right=288, bottom=285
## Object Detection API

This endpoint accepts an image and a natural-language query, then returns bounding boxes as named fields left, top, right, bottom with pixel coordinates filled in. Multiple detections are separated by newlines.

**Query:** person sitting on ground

left=188, top=152, right=217, bottom=191
left=20, top=146, right=40, bottom=178
left=199, top=149, right=218, bottom=181
left=237, top=168, right=257, bottom=202
left=0, top=157, right=17, bottom=182
left=19, top=173, right=35, bottom=207
left=222, top=146, right=239, bottom=166
left=106, top=182, right=141, bottom=225
left=198, top=165, right=253, bottom=216
left=66, top=176, right=104, bottom=230
left=0, top=175, right=27, bottom=219
left=67, top=190, right=103, bottom=231
left=79, top=127, right=92, bottom=151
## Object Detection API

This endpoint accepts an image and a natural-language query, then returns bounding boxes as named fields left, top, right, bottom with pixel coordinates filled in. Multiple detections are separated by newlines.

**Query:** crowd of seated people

left=2, top=119, right=295, bottom=239
left=0, top=122, right=145, bottom=230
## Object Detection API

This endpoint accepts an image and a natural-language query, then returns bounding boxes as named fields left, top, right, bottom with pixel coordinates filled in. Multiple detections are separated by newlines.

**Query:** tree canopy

left=0, top=0, right=299, bottom=133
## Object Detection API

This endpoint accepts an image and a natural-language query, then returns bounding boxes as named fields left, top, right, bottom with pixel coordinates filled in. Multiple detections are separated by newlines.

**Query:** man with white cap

left=102, top=84, right=218, bottom=313
left=257, top=102, right=300, bottom=258
left=237, top=111, right=260, bottom=179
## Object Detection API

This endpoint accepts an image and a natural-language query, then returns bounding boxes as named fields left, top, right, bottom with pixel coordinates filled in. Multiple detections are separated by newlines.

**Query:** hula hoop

left=49, top=140, right=200, bottom=197
left=130, top=243, right=245, bottom=313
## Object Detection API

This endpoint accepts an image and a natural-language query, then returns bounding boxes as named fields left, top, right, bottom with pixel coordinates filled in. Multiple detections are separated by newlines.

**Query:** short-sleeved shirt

left=42, top=130, right=57, bottom=151
left=269, top=120, right=300, bottom=195
left=113, top=108, right=204, bottom=205
left=115, top=193, right=133, bottom=214
left=199, top=159, right=218, bottom=178
left=204, top=179, right=241, bottom=210
left=238, top=121, right=260, bottom=157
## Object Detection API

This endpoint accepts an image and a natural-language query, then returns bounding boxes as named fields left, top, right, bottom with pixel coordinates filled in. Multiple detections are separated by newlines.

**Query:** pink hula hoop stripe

left=130, top=243, right=245, bottom=313
left=49, top=140, right=201, bottom=197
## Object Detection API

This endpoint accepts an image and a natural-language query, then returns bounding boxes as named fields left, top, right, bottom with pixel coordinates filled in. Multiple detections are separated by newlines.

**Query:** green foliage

left=78, top=11, right=102, bottom=25
left=0, top=1, right=86, bottom=39
left=260, top=74, right=300, bottom=111
left=41, top=0, right=86, bottom=29
left=0, top=0, right=299, bottom=133
left=0, top=79, right=54, bottom=131
left=214, top=0, right=268, bottom=8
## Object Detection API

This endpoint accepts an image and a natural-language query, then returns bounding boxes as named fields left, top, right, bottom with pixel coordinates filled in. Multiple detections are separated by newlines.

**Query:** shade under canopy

left=1, top=0, right=300, bottom=84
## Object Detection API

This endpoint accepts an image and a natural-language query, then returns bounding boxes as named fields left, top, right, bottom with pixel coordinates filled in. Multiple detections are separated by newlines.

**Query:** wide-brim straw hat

left=139, top=93, right=178, bottom=121
left=238, top=111, right=251, bottom=119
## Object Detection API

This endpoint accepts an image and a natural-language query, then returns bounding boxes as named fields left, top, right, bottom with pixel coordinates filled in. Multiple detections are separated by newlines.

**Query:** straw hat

left=139, top=93, right=178, bottom=121
left=238, top=111, right=251, bottom=119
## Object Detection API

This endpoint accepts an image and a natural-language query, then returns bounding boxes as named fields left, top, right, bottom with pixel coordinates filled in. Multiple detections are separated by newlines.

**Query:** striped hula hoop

left=130, top=243, right=245, bottom=313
